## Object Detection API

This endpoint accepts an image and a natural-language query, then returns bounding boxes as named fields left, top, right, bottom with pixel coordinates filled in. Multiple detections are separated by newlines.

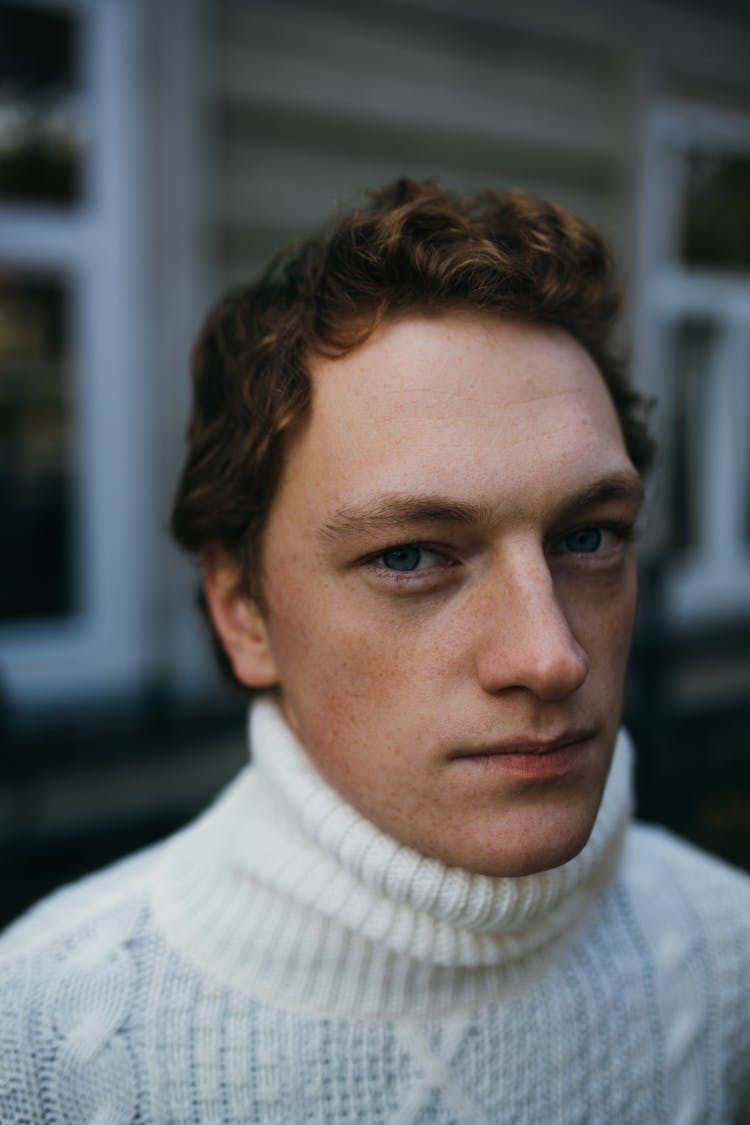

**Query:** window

left=637, top=103, right=750, bottom=621
left=0, top=269, right=75, bottom=623
left=0, top=0, right=150, bottom=705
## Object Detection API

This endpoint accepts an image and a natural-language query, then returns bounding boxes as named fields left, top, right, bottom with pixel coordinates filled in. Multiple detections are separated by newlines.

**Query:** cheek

left=264, top=573, right=414, bottom=715
left=565, top=567, right=638, bottom=672
left=611, top=562, right=639, bottom=637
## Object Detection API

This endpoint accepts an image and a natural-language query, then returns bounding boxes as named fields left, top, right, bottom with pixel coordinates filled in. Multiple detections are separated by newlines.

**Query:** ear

left=201, top=553, right=280, bottom=688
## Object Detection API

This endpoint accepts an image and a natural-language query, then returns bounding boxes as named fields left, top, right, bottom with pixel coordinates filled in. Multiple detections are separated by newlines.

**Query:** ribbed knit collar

left=152, top=699, right=632, bottom=1018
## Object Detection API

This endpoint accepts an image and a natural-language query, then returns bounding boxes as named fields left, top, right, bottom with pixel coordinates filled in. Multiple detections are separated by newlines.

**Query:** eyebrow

left=318, top=472, right=644, bottom=544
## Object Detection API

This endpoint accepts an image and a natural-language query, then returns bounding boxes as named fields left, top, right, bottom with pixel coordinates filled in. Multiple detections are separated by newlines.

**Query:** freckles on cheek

left=269, top=595, right=383, bottom=697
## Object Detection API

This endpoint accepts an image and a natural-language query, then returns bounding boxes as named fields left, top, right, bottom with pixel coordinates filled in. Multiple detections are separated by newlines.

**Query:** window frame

left=0, top=0, right=153, bottom=705
left=636, top=100, right=750, bottom=621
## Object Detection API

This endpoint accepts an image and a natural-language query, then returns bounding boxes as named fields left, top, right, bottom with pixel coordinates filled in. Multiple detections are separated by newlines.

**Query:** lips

left=450, top=730, right=596, bottom=760
left=449, top=731, right=596, bottom=780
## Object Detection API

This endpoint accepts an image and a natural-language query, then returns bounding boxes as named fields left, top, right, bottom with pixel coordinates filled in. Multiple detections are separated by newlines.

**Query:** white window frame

left=636, top=101, right=750, bottom=622
left=0, top=0, right=152, bottom=705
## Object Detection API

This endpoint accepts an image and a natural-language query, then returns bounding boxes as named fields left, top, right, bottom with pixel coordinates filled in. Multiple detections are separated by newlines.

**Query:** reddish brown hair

left=172, top=178, right=654, bottom=680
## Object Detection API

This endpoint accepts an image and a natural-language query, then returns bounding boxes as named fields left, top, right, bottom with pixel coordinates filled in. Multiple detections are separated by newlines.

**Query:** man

left=2, top=180, right=749, bottom=1123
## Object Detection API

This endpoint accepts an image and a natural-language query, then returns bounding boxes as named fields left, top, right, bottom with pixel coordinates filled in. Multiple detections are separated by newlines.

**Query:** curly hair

left=171, top=178, right=655, bottom=683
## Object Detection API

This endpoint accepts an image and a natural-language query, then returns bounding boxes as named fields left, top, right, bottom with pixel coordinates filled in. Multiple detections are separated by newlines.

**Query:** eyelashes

left=377, top=544, right=448, bottom=573
left=550, top=521, right=638, bottom=557
left=361, top=542, right=457, bottom=588
left=360, top=522, right=637, bottom=589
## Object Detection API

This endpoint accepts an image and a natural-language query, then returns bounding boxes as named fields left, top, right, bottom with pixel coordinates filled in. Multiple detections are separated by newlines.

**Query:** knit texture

left=2, top=701, right=750, bottom=1123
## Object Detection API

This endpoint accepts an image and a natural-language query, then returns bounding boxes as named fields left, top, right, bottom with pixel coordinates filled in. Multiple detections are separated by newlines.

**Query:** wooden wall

left=203, top=0, right=750, bottom=290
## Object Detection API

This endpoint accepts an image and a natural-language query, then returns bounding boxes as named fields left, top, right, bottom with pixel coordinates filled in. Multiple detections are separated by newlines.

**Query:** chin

left=456, top=815, right=598, bottom=879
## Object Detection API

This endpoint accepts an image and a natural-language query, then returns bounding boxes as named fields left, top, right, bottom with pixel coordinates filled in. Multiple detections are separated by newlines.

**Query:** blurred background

left=1, top=0, right=750, bottom=928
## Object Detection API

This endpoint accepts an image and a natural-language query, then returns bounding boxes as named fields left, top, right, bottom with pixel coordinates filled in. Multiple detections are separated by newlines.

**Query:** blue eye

left=381, top=545, right=424, bottom=571
left=564, top=527, right=603, bottom=553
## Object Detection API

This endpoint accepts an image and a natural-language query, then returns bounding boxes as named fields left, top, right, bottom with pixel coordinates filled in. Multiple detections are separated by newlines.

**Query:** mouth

left=452, top=730, right=595, bottom=759
left=449, top=731, right=596, bottom=779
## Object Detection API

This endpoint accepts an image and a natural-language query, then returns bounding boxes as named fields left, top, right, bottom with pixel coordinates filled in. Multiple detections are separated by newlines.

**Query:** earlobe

left=201, top=555, right=280, bottom=688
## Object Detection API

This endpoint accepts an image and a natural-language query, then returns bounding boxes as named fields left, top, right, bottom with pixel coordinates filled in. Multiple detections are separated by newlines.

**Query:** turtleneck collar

left=152, top=698, right=632, bottom=1018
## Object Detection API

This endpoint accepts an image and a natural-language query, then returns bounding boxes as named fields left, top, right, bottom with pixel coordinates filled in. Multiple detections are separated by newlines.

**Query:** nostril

left=525, top=638, right=589, bottom=701
left=475, top=588, right=590, bottom=701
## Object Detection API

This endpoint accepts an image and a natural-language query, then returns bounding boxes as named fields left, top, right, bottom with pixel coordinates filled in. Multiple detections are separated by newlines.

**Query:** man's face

left=214, top=312, right=642, bottom=876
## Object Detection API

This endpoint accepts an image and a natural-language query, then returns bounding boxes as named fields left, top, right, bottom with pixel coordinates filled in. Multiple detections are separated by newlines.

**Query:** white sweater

left=1, top=700, right=749, bottom=1124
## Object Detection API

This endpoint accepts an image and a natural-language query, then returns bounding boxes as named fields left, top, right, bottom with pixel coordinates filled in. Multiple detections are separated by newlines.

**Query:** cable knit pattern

left=1, top=895, right=143, bottom=1124
left=1, top=701, right=750, bottom=1123
left=52, top=910, right=139, bottom=1125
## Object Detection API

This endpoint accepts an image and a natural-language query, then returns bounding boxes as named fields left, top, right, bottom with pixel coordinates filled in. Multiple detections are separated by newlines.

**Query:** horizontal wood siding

left=208, top=0, right=634, bottom=285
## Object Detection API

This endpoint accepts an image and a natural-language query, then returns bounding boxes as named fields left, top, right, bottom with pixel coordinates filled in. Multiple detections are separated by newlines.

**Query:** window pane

left=0, top=2, right=84, bottom=206
left=680, top=148, right=750, bottom=272
left=670, top=318, right=716, bottom=551
left=0, top=269, right=76, bottom=621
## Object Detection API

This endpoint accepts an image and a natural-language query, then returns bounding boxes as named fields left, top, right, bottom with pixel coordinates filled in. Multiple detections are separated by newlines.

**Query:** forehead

left=273, top=312, right=633, bottom=519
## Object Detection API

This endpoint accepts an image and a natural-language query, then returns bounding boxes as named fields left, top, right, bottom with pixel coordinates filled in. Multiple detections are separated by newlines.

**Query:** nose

left=474, top=552, right=589, bottom=702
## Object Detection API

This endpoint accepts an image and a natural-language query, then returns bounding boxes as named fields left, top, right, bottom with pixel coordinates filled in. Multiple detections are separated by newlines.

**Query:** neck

left=152, top=698, right=632, bottom=1017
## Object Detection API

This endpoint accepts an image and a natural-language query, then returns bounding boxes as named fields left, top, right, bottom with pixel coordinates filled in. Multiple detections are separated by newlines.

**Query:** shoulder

left=0, top=841, right=163, bottom=1014
left=622, top=821, right=750, bottom=967
left=0, top=841, right=160, bottom=961
left=626, top=819, right=750, bottom=882
left=624, top=821, right=750, bottom=922
left=0, top=845, right=164, bottom=1124
left=622, top=823, right=750, bottom=1117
